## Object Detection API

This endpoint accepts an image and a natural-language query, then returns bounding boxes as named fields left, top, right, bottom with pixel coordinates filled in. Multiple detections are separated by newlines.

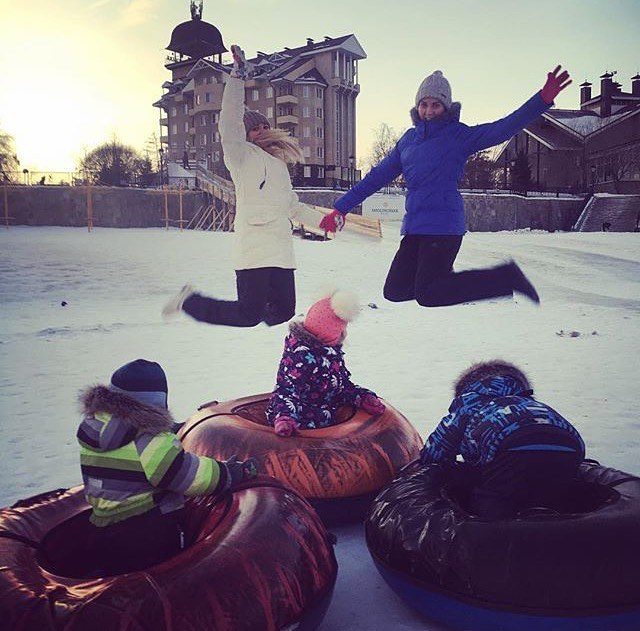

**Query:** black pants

left=469, top=430, right=584, bottom=519
left=182, top=267, right=295, bottom=327
left=87, top=508, right=184, bottom=576
left=383, top=234, right=515, bottom=307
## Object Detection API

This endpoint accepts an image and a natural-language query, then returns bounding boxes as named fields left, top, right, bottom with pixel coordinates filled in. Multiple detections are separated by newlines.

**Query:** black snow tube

left=365, top=459, right=640, bottom=630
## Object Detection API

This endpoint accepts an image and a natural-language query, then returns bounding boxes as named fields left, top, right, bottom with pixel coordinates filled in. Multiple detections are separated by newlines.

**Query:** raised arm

left=463, top=65, right=572, bottom=155
left=219, top=45, right=252, bottom=170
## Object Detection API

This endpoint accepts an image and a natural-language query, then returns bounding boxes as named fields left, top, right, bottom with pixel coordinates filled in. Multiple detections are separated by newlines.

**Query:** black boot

left=508, top=261, right=540, bottom=304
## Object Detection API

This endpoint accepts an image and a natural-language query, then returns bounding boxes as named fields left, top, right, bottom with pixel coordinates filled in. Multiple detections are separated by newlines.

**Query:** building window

left=316, top=87, right=323, bottom=99
left=201, top=134, right=207, bottom=145
left=205, top=93, right=211, bottom=103
left=303, top=146, right=311, bottom=158
left=316, top=107, right=323, bottom=118
left=316, top=127, right=323, bottom=138
left=214, top=112, right=220, bottom=123
left=303, top=106, right=310, bottom=118
left=171, top=124, right=177, bottom=135
left=195, top=94, right=201, bottom=105
left=304, top=166, right=311, bottom=178
left=303, top=126, right=310, bottom=138
left=171, top=107, right=177, bottom=117
left=184, top=122, right=189, bottom=132
left=183, top=103, right=189, bottom=114
left=214, top=131, right=220, bottom=142
left=267, top=106, right=273, bottom=118
left=266, top=86, right=273, bottom=98
left=316, top=147, right=324, bottom=158
left=318, top=166, right=324, bottom=178
left=303, top=86, right=310, bottom=98
left=201, top=114, right=207, bottom=126
left=252, top=89, right=259, bottom=101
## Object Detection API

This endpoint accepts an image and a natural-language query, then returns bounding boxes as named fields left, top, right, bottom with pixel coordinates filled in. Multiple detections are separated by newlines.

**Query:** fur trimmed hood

left=454, top=360, right=532, bottom=398
left=79, top=385, right=176, bottom=435
left=410, top=101, right=462, bottom=127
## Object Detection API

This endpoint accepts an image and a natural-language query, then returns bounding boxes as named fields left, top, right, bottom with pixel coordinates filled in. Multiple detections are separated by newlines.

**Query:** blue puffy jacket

left=420, top=375, right=585, bottom=466
left=334, top=93, right=551, bottom=235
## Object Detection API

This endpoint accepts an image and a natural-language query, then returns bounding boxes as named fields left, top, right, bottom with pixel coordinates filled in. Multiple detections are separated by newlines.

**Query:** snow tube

left=0, top=478, right=337, bottom=631
left=179, top=393, right=423, bottom=525
left=365, top=459, right=640, bottom=631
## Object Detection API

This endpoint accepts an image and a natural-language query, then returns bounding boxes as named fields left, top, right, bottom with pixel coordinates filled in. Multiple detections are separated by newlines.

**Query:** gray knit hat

left=243, top=110, right=270, bottom=135
left=415, top=70, right=452, bottom=109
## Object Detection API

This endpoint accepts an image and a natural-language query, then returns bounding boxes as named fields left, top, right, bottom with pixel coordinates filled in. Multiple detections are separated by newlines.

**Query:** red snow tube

left=179, top=393, right=423, bottom=524
left=0, top=479, right=337, bottom=631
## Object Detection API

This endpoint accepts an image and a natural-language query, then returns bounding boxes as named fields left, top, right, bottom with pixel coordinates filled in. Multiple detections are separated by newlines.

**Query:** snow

left=1, top=224, right=639, bottom=630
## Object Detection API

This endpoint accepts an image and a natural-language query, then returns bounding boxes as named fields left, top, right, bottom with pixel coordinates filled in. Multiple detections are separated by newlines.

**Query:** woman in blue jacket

left=320, top=66, right=571, bottom=307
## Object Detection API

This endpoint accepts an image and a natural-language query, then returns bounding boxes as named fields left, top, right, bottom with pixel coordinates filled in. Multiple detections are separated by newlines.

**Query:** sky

left=0, top=0, right=638, bottom=173
left=1, top=223, right=639, bottom=628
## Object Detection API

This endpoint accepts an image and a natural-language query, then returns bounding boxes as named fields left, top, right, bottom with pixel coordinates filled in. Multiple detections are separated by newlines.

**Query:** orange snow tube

left=0, top=481, right=337, bottom=631
left=179, top=393, right=423, bottom=524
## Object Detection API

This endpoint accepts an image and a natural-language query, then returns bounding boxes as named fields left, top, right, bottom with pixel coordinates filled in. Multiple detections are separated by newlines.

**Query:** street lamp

left=22, top=168, right=29, bottom=186
left=158, top=148, right=165, bottom=186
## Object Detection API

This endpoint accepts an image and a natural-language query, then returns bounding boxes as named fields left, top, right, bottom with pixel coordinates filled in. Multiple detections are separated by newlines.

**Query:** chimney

left=632, top=74, right=640, bottom=97
left=306, top=38, right=314, bottom=47
left=600, top=71, right=615, bottom=116
left=580, top=81, right=592, bottom=105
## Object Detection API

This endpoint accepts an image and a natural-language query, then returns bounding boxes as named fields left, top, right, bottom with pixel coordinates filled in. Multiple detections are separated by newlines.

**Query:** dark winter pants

left=383, top=234, right=515, bottom=307
left=182, top=267, right=295, bottom=327
left=469, top=429, right=585, bottom=519
left=86, top=508, right=184, bottom=576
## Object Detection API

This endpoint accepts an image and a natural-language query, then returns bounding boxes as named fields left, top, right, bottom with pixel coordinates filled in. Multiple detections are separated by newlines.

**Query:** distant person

left=78, top=359, right=258, bottom=575
left=38, top=175, right=46, bottom=185
left=266, top=289, right=385, bottom=436
left=320, top=66, right=574, bottom=307
left=163, top=44, right=318, bottom=327
left=182, top=150, right=190, bottom=170
left=420, top=360, right=585, bottom=519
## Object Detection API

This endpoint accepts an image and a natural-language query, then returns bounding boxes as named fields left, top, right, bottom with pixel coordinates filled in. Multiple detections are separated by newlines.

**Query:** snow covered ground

left=1, top=224, right=639, bottom=630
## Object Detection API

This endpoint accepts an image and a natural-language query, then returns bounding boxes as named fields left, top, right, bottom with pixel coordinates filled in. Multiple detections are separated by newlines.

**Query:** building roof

left=166, top=15, right=226, bottom=59
left=544, top=108, right=634, bottom=137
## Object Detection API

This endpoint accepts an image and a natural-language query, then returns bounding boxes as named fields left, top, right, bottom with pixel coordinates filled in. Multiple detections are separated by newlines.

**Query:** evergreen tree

left=511, top=149, right=532, bottom=194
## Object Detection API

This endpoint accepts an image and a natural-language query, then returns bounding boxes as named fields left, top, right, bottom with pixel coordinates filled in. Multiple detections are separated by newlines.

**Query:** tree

left=511, top=149, right=532, bottom=194
left=0, top=130, right=20, bottom=183
left=460, top=150, right=496, bottom=190
left=367, top=123, right=404, bottom=187
left=78, top=138, right=150, bottom=186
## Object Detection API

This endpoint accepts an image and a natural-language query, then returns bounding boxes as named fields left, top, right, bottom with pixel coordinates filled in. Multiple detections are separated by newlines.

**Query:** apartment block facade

left=154, top=15, right=366, bottom=189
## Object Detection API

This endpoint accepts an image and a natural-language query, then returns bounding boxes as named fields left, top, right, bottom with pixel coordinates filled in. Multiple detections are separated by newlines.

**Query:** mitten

left=274, top=415, right=300, bottom=437
left=223, top=454, right=258, bottom=489
left=540, top=65, right=572, bottom=104
left=230, top=44, right=253, bottom=79
left=361, top=394, right=386, bottom=415
left=319, top=209, right=345, bottom=233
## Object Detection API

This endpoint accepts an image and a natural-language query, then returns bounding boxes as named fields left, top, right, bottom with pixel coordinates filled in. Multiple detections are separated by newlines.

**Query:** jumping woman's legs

left=263, top=268, right=295, bottom=326
left=383, top=235, right=422, bottom=302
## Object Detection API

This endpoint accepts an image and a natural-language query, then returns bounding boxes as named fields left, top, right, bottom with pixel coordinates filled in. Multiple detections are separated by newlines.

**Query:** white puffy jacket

left=220, top=76, right=317, bottom=270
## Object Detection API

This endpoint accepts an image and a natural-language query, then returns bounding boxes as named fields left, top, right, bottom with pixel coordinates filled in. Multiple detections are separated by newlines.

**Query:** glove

left=223, top=455, right=258, bottom=489
left=230, top=44, right=253, bottom=79
left=540, top=65, right=572, bottom=104
left=274, top=416, right=300, bottom=437
left=319, top=209, right=345, bottom=233
left=360, top=394, right=386, bottom=415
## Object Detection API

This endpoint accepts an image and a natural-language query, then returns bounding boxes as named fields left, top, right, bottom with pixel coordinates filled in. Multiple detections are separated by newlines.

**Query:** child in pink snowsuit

left=266, top=289, right=385, bottom=436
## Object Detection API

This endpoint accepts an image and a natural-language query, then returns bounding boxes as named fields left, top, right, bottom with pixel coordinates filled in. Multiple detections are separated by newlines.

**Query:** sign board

left=361, top=193, right=405, bottom=221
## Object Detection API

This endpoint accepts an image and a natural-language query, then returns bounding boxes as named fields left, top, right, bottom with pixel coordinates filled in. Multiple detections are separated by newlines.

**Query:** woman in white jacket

left=163, top=45, right=317, bottom=327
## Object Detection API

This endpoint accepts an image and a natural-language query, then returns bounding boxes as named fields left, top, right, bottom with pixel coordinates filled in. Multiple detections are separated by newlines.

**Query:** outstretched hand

left=319, top=209, right=345, bottom=233
left=230, top=44, right=249, bottom=79
left=541, top=65, right=572, bottom=104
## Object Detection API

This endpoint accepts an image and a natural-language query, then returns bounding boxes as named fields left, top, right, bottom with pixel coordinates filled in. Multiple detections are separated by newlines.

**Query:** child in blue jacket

left=420, top=360, right=585, bottom=518
left=320, top=66, right=572, bottom=307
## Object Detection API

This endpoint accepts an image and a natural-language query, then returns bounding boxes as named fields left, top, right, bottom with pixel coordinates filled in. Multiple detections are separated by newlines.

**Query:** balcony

left=160, top=117, right=168, bottom=126
left=276, top=94, right=299, bottom=105
left=277, top=115, right=299, bottom=125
